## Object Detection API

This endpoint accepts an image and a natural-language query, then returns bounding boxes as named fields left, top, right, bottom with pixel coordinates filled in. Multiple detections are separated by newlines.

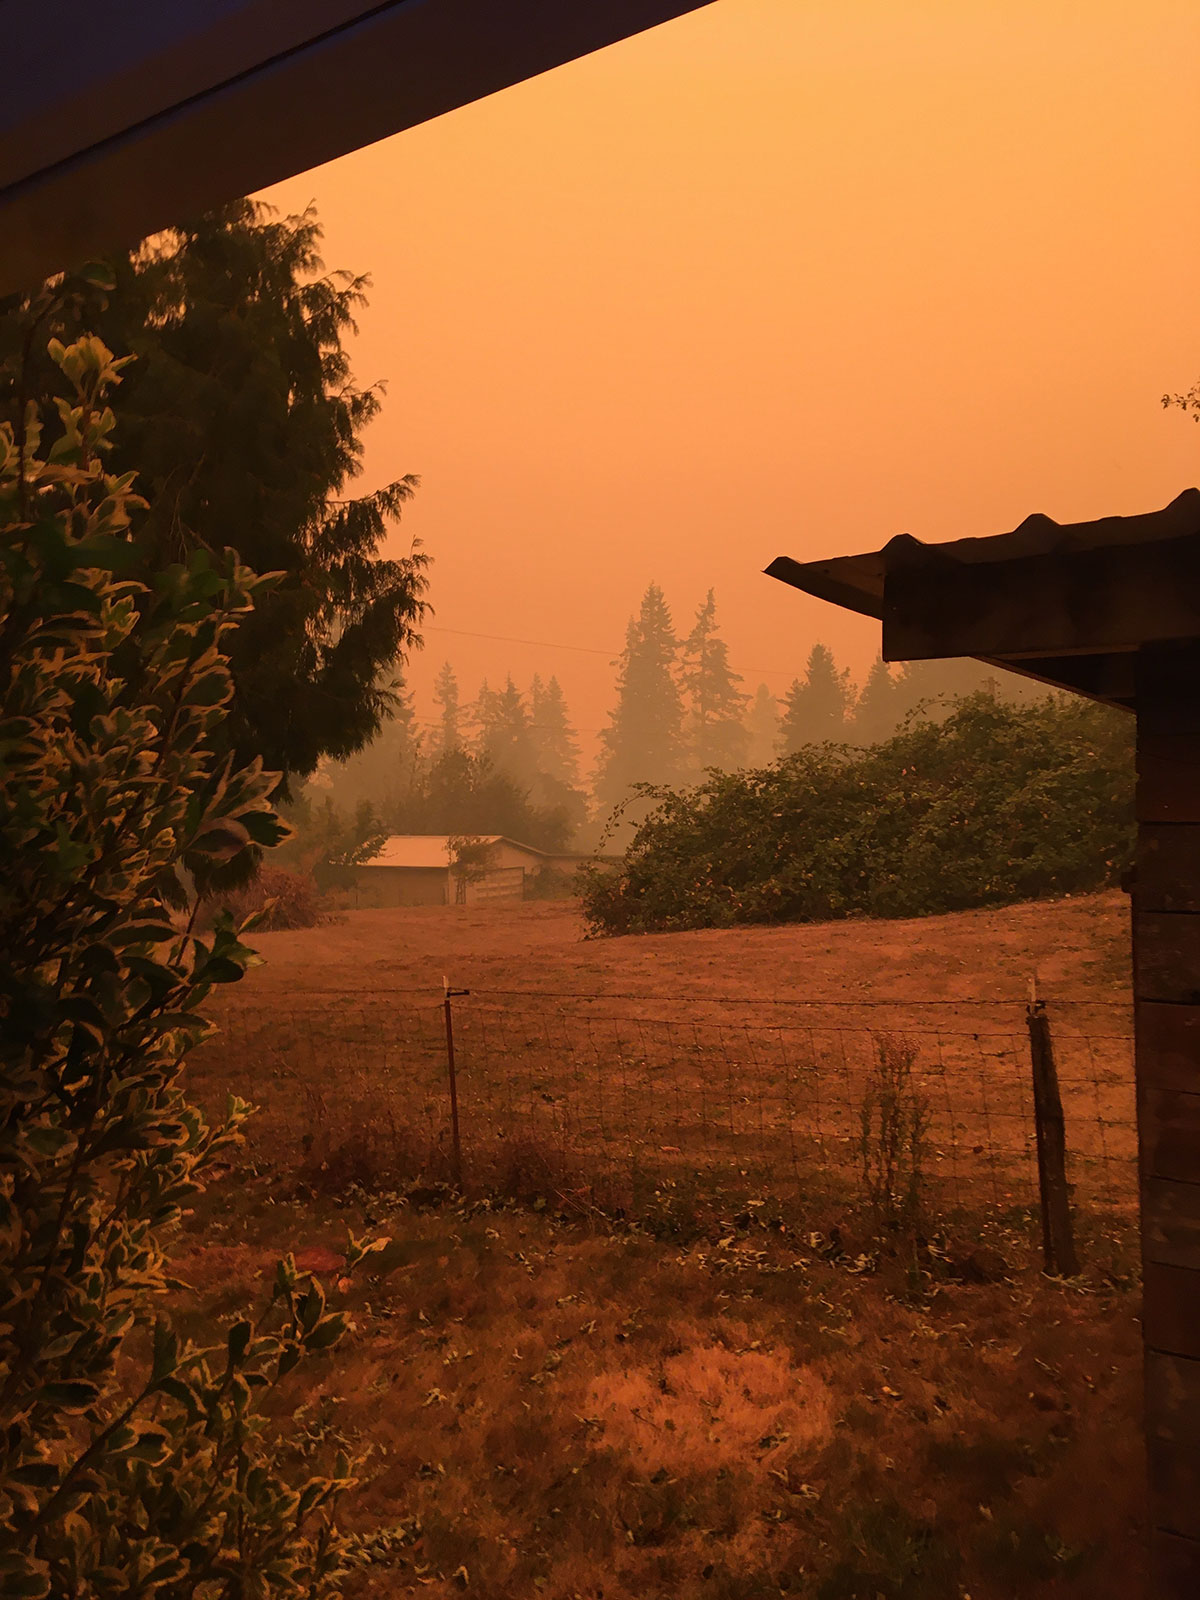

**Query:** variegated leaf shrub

left=0, top=336, right=369, bottom=1598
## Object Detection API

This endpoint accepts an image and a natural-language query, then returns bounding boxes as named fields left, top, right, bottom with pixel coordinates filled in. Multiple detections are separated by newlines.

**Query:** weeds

left=857, top=1034, right=931, bottom=1237
left=298, top=1086, right=440, bottom=1195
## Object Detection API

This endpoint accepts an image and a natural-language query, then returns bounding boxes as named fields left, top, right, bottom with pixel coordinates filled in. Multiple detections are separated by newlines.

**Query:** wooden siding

left=1135, top=643, right=1200, bottom=1595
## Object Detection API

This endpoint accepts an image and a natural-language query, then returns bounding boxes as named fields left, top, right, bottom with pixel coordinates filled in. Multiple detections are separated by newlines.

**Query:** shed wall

left=353, top=865, right=448, bottom=908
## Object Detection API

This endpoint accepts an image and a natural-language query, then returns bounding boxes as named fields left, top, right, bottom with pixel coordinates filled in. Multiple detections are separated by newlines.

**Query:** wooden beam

left=0, top=0, right=716, bottom=295
left=1145, top=1178, right=1200, bottom=1271
left=1135, top=642, right=1200, bottom=1596
left=882, top=533, right=1200, bottom=662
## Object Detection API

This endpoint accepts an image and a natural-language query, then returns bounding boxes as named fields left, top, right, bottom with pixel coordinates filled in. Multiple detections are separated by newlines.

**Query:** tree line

left=307, top=669, right=585, bottom=858
left=312, top=581, right=1050, bottom=852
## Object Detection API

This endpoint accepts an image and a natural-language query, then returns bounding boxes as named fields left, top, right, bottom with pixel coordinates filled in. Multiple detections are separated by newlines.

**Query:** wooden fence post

left=442, top=977, right=469, bottom=1190
left=1026, top=984, right=1079, bottom=1276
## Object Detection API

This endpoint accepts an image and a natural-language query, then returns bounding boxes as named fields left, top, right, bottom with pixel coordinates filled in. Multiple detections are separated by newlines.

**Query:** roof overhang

left=766, top=489, right=1200, bottom=711
left=0, top=0, right=716, bottom=296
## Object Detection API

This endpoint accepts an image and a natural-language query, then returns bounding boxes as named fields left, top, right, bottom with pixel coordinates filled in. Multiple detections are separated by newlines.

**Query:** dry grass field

left=173, top=892, right=1147, bottom=1599
left=192, top=890, right=1135, bottom=1222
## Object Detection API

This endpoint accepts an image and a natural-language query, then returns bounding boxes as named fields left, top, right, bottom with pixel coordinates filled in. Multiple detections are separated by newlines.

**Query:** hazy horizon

left=258, top=0, right=1200, bottom=765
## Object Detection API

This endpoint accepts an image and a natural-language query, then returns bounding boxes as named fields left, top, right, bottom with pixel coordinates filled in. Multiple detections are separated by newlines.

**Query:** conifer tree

left=745, top=683, right=780, bottom=767
left=530, top=674, right=582, bottom=789
left=595, top=583, right=685, bottom=807
left=431, top=661, right=463, bottom=758
left=853, top=655, right=899, bottom=745
left=0, top=200, right=427, bottom=793
left=474, top=675, right=539, bottom=789
left=470, top=679, right=498, bottom=756
left=679, top=589, right=748, bottom=775
left=778, top=643, right=854, bottom=753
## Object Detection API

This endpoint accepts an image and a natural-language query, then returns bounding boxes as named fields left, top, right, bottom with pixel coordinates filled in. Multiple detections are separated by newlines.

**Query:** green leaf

left=41, top=1380, right=101, bottom=1413
left=192, top=817, right=251, bottom=862
left=151, top=1319, right=178, bottom=1383
left=226, top=1319, right=252, bottom=1369
left=303, top=1315, right=346, bottom=1353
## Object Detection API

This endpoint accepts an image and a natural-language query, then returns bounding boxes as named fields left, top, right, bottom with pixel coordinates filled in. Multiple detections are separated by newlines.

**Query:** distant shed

left=351, top=834, right=590, bottom=908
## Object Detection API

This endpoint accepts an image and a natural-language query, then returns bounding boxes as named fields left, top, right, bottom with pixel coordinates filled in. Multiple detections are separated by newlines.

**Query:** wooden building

left=352, top=834, right=589, bottom=908
left=768, top=488, right=1200, bottom=1598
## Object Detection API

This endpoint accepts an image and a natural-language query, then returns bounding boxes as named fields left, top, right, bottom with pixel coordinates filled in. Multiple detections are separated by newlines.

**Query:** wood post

left=1026, top=992, right=1079, bottom=1276
left=1135, top=642, right=1200, bottom=1598
left=442, top=979, right=468, bottom=1190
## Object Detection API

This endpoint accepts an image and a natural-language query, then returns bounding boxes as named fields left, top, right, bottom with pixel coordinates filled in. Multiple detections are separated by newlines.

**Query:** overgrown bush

left=582, top=692, right=1134, bottom=934
left=525, top=865, right=582, bottom=901
left=202, top=867, right=325, bottom=932
left=0, top=334, right=368, bottom=1597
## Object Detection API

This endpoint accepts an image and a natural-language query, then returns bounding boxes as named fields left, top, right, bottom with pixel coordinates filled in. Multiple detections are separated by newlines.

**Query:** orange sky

left=259, top=0, right=1200, bottom=762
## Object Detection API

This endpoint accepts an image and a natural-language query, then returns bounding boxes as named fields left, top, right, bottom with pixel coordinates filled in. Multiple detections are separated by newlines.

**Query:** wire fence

left=192, top=985, right=1136, bottom=1233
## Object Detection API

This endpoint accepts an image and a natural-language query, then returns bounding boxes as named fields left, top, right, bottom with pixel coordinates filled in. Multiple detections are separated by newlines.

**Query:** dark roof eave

left=763, top=552, right=884, bottom=621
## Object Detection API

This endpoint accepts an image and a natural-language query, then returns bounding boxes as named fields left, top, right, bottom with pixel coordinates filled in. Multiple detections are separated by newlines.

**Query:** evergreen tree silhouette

left=473, top=676, right=538, bottom=789
left=679, top=589, right=748, bottom=776
left=595, top=583, right=685, bottom=807
left=778, top=643, right=854, bottom=753
left=0, top=199, right=427, bottom=792
left=431, top=661, right=463, bottom=758
left=853, top=655, right=899, bottom=744
left=745, top=683, right=780, bottom=767
left=530, top=674, right=582, bottom=789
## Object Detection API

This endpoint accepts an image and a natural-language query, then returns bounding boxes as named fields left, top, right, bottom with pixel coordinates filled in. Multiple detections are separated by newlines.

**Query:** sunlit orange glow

left=258, top=0, right=1200, bottom=758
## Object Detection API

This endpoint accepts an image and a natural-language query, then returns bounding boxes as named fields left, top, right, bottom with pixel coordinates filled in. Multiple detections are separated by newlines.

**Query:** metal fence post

left=442, top=977, right=470, bottom=1189
left=1026, top=979, right=1080, bottom=1276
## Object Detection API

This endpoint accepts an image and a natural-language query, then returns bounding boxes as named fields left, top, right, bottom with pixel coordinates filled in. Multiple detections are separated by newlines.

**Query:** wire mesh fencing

left=191, top=984, right=1136, bottom=1232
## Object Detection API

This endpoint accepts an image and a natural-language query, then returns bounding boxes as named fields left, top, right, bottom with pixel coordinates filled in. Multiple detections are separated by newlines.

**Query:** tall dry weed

left=857, top=1033, right=931, bottom=1235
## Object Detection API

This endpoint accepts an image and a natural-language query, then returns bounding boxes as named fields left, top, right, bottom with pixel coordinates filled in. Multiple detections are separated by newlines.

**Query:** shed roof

left=765, top=489, right=1200, bottom=623
left=765, top=489, right=1200, bottom=710
left=363, top=835, right=546, bottom=870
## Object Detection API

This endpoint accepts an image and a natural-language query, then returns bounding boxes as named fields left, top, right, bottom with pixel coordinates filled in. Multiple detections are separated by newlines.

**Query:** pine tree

left=431, top=661, right=463, bottom=758
left=745, top=683, right=780, bottom=767
left=595, top=583, right=686, bottom=807
left=474, top=675, right=539, bottom=789
left=530, top=674, right=581, bottom=789
left=853, top=656, right=899, bottom=745
left=778, top=643, right=854, bottom=753
left=469, top=679, right=498, bottom=756
left=679, top=589, right=749, bottom=775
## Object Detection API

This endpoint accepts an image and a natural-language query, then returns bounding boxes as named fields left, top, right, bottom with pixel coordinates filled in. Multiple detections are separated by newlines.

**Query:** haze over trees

left=595, top=583, right=688, bottom=807
left=0, top=200, right=427, bottom=796
left=745, top=684, right=781, bottom=766
left=778, top=644, right=855, bottom=752
left=315, top=666, right=586, bottom=851
left=313, top=583, right=1063, bottom=855
left=431, top=661, right=464, bottom=757
left=679, top=589, right=749, bottom=777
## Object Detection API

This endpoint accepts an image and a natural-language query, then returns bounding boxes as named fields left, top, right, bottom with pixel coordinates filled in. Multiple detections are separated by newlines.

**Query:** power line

left=425, top=625, right=614, bottom=657
left=423, top=623, right=799, bottom=682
